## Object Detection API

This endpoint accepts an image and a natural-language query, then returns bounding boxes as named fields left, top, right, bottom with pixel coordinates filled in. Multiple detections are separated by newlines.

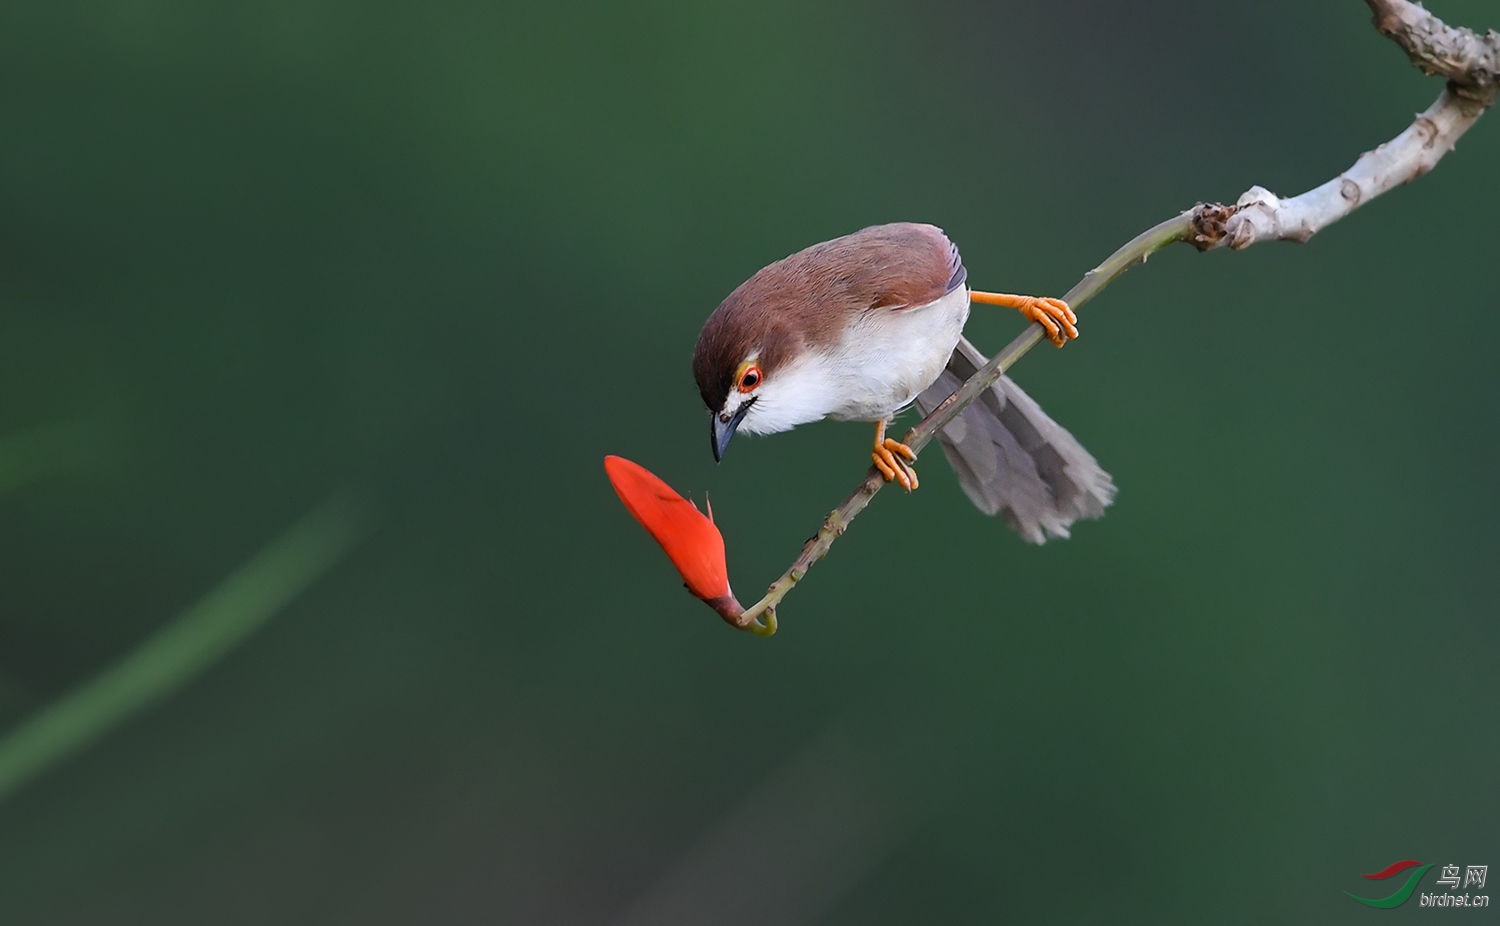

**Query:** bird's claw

left=873, top=437, right=919, bottom=491
left=1018, top=296, right=1078, bottom=348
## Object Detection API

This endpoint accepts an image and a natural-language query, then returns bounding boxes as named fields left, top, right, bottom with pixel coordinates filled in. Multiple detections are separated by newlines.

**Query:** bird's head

left=692, top=283, right=831, bottom=462
left=697, top=351, right=768, bottom=462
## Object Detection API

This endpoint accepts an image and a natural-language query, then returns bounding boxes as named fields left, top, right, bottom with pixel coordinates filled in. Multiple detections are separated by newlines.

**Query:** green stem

left=0, top=491, right=371, bottom=800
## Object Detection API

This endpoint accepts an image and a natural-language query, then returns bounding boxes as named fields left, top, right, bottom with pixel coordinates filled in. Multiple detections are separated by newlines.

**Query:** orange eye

left=737, top=365, right=762, bottom=392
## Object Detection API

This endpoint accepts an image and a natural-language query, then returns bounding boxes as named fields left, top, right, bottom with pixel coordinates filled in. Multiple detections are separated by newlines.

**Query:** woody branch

left=728, top=0, right=1499, bottom=636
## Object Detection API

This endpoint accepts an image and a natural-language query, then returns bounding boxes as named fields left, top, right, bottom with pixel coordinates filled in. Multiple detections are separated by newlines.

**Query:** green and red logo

left=1347, top=860, right=1489, bottom=908
left=1346, top=860, right=1433, bottom=908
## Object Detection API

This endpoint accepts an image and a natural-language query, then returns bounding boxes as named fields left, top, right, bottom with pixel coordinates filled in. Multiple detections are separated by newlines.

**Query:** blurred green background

left=0, top=1, right=1495, bottom=922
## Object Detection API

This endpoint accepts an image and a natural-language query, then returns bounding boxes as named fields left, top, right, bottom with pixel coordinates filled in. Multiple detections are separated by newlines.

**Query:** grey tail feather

left=913, top=335, right=1115, bottom=544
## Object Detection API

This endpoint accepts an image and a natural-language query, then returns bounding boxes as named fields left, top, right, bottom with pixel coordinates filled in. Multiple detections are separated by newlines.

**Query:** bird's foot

left=872, top=437, right=919, bottom=491
left=970, top=291, right=1079, bottom=347
left=1017, top=296, right=1078, bottom=348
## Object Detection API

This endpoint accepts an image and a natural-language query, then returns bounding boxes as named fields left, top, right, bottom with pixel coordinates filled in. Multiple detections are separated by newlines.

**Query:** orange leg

left=970, top=290, right=1078, bottom=348
left=872, top=419, right=918, bottom=491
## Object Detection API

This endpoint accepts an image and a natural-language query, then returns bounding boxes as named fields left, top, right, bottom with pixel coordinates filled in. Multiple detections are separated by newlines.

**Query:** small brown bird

left=693, top=223, right=1114, bottom=543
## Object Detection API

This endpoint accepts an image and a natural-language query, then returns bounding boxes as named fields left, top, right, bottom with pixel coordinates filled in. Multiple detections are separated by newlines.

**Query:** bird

left=692, top=222, right=1115, bottom=543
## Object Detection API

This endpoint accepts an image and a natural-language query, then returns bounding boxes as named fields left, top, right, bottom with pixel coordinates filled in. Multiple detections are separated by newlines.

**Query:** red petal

left=605, top=455, right=732, bottom=602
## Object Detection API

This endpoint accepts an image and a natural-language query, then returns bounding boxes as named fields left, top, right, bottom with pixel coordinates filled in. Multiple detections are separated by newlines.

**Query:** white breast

left=736, top=287, right=971, bottom=435
left=823, top=286, right=971, bottom=422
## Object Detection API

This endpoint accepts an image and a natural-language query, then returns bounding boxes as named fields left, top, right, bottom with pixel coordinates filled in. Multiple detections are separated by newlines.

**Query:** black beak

left=711, top=404, right=750, bottom=462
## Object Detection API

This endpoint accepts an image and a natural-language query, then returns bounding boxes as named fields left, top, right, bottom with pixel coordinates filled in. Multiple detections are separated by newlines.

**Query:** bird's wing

left=940, top=234, right=967, bottom=294
left=914, top=335, right=1114, bottom=543
left=823, top=223, right=965, bottom=312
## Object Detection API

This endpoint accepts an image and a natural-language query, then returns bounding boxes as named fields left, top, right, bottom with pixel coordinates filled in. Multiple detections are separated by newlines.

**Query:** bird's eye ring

left=737, top=365, right=762, bottom=393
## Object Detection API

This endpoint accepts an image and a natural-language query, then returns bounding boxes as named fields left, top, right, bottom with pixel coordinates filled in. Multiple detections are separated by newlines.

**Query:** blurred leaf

left=0, top=490, right=369, bottom=802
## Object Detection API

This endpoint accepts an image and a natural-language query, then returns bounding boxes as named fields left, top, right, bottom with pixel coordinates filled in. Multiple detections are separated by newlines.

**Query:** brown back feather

left=692, top=223, right=965, bottom=411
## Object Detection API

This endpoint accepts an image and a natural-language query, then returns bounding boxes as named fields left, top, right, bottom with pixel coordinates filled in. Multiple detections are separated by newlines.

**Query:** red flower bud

left=604, top=455, right=743, bottom=622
